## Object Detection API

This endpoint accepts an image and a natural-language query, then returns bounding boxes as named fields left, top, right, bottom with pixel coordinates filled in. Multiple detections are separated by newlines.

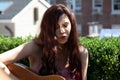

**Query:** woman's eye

left=63, top=24, right=68, bottom=27
left=64, top=25, right=67, bottom=27
left=63, top=23, right=68, bottom=27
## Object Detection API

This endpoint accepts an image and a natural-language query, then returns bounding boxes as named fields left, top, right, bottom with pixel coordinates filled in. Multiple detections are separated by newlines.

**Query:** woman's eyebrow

left=64, top=22, right=69, bottom=25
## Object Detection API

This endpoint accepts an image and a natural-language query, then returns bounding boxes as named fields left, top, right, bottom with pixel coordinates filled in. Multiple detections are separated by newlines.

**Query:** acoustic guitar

left=7, top=63, right=66, bottom=80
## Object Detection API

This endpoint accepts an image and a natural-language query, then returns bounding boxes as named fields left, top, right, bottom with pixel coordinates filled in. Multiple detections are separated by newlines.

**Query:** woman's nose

left=59, top=27, right=65, bottom=33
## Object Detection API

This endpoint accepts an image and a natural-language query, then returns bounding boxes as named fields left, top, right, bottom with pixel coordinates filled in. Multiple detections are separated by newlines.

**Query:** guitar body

left=7, top=63, right=66, bottom=80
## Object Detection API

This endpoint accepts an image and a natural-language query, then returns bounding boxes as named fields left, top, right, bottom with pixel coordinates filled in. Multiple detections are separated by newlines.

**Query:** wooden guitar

left=7, top=63, right=66, bottom=80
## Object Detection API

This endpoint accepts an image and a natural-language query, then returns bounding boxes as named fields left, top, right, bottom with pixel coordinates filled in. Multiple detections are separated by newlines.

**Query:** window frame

left=66, top=0, right=81, bottom=13
left=112, top=0, right=120, bottom=14
left=92, top=0, right=103, bottom=14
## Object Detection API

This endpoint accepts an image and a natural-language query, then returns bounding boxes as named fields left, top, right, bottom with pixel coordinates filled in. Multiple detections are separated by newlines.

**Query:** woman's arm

left=79, top=46, right=89, bottom=80
left=0, top=41, right=34, bottom=65
left=0, top=41, right=36, bottom=80
left=0, top=43, right=26, bottom=64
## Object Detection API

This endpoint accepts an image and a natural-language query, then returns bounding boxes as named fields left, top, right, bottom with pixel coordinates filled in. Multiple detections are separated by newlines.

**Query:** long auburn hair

left=34, top=4, right=82, bottom=79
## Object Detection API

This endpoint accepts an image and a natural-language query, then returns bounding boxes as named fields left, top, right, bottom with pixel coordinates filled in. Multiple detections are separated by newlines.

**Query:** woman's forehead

left=58, top=14, right=70, bottom=23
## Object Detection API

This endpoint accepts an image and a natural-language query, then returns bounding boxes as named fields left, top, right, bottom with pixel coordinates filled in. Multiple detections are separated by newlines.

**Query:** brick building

left=46, top=0, right=120, bottom=36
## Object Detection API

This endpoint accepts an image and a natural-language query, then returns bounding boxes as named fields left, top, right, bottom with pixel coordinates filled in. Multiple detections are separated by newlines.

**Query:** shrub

left=0, top=35, right=32, bottom=66
left=80, top=37, right=120, bottom=80
left=0, top=35, right=120, bottom=80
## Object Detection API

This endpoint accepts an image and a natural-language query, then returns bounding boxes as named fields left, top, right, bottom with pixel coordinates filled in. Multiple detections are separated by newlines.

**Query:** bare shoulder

left=78, top=45, right=88, bottom=57
left=23, top=40, right=40, bottom=55
left=26, top=40, right=39, bottom=49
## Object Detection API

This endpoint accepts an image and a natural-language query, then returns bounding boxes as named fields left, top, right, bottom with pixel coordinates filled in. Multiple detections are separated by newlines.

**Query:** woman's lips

left=60, top=35, right=67, bottom=40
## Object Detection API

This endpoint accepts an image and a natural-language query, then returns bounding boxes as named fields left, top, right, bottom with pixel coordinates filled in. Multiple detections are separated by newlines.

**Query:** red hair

left=34, top=4, right=82, bottom=80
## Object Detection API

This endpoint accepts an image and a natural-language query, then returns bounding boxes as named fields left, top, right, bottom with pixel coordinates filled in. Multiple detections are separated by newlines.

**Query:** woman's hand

left=0, top=62, right=19, bottom=80
left=0, top=68, right=13, bottom=80
left=0, top=62, right=10, bottom=74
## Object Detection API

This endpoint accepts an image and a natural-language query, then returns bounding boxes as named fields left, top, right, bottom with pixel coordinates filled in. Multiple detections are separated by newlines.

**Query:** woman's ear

left=54, top=36, right=57, bottom=40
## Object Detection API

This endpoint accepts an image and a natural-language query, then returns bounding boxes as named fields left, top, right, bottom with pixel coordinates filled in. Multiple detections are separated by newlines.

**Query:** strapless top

left=33, top=66, right=75, bottom=80
left=56, top=67, right=75, bottom=80
left=32, top=67, right=81, bottom=80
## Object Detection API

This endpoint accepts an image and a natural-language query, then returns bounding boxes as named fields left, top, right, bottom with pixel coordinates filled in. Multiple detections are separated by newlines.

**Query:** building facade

left=0, top=0, right=50, bottom=37
left=45, top=0, right=120, bottom=36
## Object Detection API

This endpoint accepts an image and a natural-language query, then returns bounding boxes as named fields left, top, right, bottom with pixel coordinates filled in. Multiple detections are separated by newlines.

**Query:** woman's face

left=56, top=14, right=71, bottom=44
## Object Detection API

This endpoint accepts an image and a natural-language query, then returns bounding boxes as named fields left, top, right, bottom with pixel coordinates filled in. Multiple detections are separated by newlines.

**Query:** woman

left=0, top=4, right=88, bottom=80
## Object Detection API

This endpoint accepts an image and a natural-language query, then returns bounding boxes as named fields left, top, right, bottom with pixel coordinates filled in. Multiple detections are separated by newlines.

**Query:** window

left=45, top=0, right=56, bottom=4
left=66, top=0, right=81, bottom=13
left=77, top=24, right=82, bottom=36
left=94, top=0, right=102, bottom=7
left=34, top=8, right=39, bottom=24
left=88, top=22, right=102, bottom=36
left=74, top=0, right=81, bottom=13
left=112, top=24, right=120, bottom=29
left=113, top=0, right=120, bottom=10
left=0, top=1, right=13, bottom=14
left=92, top=0, right=102, bottom=14
left=112, top=0, right=120, bottom=14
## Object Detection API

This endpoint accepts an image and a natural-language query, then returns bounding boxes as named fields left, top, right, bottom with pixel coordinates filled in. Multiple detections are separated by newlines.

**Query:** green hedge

left=0, top=35, right=32, bottom=53
left=0, top=35, right=32, bottom=66
left=0, top=35, right=120, bottom=80
left=80, top=37, right=120, bottom=80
